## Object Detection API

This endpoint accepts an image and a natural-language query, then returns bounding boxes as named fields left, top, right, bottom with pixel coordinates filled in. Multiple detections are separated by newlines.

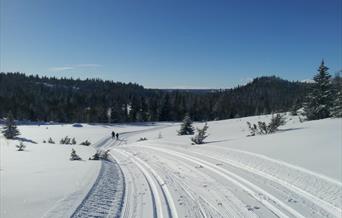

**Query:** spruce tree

left=2, top=111, right=20, bottom=139
left=178, top=115, right=194, bottom=135
left=304, top=61, right=333, bottom=120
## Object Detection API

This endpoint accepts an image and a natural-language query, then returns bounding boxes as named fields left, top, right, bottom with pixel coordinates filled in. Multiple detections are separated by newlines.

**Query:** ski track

left=114, top=149, right=178, bottom=218
left=133, top=145, right=342, bottom=218
left=142, top=143, right=341, bottom=217
left=67, top=124, right=341, bottom=218
left=110, top=150, right=158, bottom=218
left=71, top=159, right=124, bottom=218
left=129, top=149, right=259, bottom=218
left=188, top=147, right=342, bottom=217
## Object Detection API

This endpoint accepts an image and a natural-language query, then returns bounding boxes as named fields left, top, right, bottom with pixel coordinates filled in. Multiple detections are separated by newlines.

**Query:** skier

left=112, top=131, right=115, bottom=139
left=116, top=132, right=119, bottom=140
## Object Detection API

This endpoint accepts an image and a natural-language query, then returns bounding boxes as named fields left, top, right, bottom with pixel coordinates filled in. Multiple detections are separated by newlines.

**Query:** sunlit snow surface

left=1, top=115, right=341, bottom=218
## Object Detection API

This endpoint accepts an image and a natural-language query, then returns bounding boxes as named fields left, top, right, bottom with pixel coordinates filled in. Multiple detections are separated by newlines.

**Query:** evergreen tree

left=178, top=115, right=194, bottom=135
left=70, top=149, right=82, bottom=160
left=331, top=90, right=342, bottom=117
left=2, top=111, right=20, bottom=139
left=191, top=122, right=209, bottom=144
left=304, top=61, right=333, bottom=120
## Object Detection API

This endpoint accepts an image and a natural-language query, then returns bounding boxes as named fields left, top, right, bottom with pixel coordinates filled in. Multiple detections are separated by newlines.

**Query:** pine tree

left=2, top=111, right=20, bottom=139
left=191, top=122, right=209, bottom=144
left=304, top=61, right=334, bottom=120
left=178, top=115, right=194, bottom=135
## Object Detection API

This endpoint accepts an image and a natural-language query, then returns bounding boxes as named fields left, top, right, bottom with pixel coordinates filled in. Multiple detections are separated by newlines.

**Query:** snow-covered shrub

left=70, top=149, right=82, bottom=160
left=89, top=151, right=100, bottom=160
left=60, top=136, right=72, bottom=144
left=101, top=150, right=110, bottom=160
left=48, top=137, right=55, bottom=144
left=80, top=140, right=91, bottom=146
left=71, top=138, right=77, bottom=145
left=16, top=142, right=26, bottom=151
left=268, top=114, right=286, bottom=133
left=137, top=137, right=148, bottom=142
left=246, top=122, right=258, bottom=136
left=2, top=111, right=20, bottom=139
left=89, top=150, right=110, bottom=160
left=178, top=115, right=194, bottom=135
left=191, top=123, right=209, bottom=145
left=247, top=114, right=286, bottom=136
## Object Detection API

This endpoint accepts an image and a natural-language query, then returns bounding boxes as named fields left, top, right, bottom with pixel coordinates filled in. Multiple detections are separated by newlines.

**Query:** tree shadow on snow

left=277, top=127, right=305, bottom=133
left=204, top=139, right=233, bottom=144
left=15, top=137, right=38, bottom=144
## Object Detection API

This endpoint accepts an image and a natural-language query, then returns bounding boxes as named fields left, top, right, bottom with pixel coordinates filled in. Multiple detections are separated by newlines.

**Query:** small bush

left=80, top=140, right=91, bottom=146
left=89, top=150, right=110, bottom=160
left=89, top=152, right=100, bottom=160
left=70, top=149, right=82, bottom=160
left=137, top=137, right=148, bottom=142
left=48, top=137, right=55, bottom=144
left=191, top=123, right=209, bottom=145
left=16, top=142, right=26, bottom=151
left=60, top=136, right=72, bottom=144
left=247, top=114, right=286, bottom=136
left=71, top=138, right=77, bottom=145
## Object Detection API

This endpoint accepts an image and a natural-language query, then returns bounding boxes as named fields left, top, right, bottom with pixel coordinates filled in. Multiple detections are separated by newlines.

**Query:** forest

left=0, top=72, right=317, bottom=123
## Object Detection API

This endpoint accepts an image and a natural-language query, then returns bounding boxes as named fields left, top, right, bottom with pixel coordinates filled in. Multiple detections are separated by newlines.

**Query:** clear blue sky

left=1, top=0, right=341, bottom=88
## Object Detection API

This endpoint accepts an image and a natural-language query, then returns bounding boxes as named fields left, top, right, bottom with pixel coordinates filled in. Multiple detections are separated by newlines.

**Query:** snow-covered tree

left=178, top=115, right=195, bottom=135
left=331, top=90, right=342, bottom=117
left=2, top=111, right=20, bottom=139
left=191, top=123, right=209, bottom=144
left=304, top=61, right=334, bottom=120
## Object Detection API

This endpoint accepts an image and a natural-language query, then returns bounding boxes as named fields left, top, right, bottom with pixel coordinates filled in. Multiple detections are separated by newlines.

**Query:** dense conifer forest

left=0, top=72, right=313, bottom=123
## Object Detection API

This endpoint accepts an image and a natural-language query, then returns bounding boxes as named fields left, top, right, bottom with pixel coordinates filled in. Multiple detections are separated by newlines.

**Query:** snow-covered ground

left=1, top=115, right=341, bottom=218
left=0, top=123, right=169, bottom=218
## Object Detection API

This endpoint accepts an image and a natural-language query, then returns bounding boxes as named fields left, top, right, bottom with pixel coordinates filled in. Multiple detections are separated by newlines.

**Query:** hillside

left=0, top=73, right=310, bottom=123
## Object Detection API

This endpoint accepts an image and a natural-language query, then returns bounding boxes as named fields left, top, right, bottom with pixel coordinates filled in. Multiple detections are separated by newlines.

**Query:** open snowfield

left=1, top=115, right=341, bottom=218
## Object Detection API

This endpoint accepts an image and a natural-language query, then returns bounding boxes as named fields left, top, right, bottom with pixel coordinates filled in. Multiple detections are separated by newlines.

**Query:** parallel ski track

left=150, top=144, right=341, bottom=218
left=142, top=151, right=256, bottom=218
left=139, top=145, right=306, bottom=218
left=109, top=151, right=158, bottom=218
left=114, top=149, right=179, bottom=218
left=187, top=148, right=342, bottom=217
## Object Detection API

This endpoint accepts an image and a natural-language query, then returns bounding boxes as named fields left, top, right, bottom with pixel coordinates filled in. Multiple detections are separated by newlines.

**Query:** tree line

left=0, top=67, right=339, bottom=123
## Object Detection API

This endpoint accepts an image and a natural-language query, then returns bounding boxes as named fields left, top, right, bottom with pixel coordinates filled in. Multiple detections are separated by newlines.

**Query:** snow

left=0, top=123, right=169, bottom=218
left=109, top=114, right=342, bottom=217
left=1, top=115, right=341, bottom=218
